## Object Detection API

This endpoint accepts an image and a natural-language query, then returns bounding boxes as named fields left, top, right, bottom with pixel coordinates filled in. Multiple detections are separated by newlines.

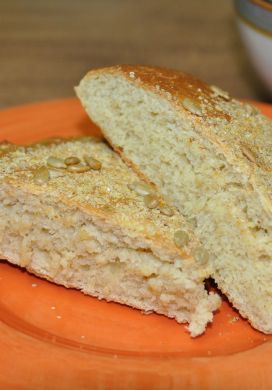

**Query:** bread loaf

left=0, top=137, right=220, bottom=336
left=76, top=64, right=272, bottom=334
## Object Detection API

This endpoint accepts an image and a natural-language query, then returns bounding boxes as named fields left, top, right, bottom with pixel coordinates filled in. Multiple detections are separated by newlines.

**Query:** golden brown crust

left=86, top=64, right=231, bottom=121
left=84, top=64, right=272, bottom=214
left=0, top=136, right=197, bottom=260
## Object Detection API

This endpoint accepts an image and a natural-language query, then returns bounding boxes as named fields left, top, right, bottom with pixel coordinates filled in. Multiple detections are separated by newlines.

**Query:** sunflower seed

left=182, top=98, right=203, bottom=116
left=192, top=247, right=209, bottom=265
left=47, top=156, right=67, bottom=169
left=174, top=230, right=190, bottom=247
left=84, top=155, right=102, bottom=170
left=210, top=85, right=230, bottom=100
left=65, top=156, right=81, bottom=166
left=188, top=217, right=197, bottom=228
left=160, top=206, right=174, bottom=216
left=144, top=194, right=159, bottom=209
left=49, top=170, right=65, bottom=178
left=33, top=166, right=50, bottom=184
left=67, top=164, right=91, bottom=173
left=245, top=103, right=259, bottom=116
left=241, top=145, right=257, bottom=163
left=128, top=182, right=154, bottom=196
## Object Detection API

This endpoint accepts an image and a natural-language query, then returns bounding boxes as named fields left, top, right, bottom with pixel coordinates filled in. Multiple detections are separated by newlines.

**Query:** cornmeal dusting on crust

left=86, top=65, right=272, bottom=183
left=119, top=65, right=272, bottom=181
left=114, top=65, right=231, bottom=120
left=0, top=137, right=196, bottom=257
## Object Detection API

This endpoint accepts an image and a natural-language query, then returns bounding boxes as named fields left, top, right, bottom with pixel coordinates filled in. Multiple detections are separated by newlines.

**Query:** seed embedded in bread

left=67, top=164, right=91, bottom=173
left=174, top=230, right=190, bottom=247
left=49, top=170, right=65, bottom=179
left=128, top=181, right=154, bottom=196
left=241, top=145, right=257, bottom=164
left=65, top=156, right=81, bottom=166
left=33, top=166, right=50, bottom=185
left=182, top=98, right=203, bottom=116
left=84, top=155, right=102, bottom=170
left=210, top=85, right=230, bottom=100
left=144, top=194, right=159, bottom=209
left=160, top=205, right=174, bottom=217
left=192, top=248, right=209, bottom=265
left=47, top=156, right=67, bottom=169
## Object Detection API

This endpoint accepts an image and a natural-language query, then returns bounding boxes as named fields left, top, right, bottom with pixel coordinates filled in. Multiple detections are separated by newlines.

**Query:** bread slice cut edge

left=0, top=137, right=221, bottom=337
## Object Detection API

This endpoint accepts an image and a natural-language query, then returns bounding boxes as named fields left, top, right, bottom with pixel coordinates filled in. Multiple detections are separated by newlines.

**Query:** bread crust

left=81, top=64, right=272, bottom=217
left=0, top=137, right=197, bottom=260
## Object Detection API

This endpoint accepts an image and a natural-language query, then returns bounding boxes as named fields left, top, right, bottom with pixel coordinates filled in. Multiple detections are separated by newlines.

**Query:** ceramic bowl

left=234, top=0, right=272, bottom=95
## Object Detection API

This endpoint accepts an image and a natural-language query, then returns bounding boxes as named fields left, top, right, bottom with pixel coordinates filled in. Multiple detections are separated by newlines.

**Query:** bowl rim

left=235, top=0, right=272, bottom=37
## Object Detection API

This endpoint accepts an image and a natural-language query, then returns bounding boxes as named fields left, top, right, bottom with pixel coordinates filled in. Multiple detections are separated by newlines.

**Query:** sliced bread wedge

left=0, top=137, right=220, bottom=336
left=76, top=64, right=272, bottom=334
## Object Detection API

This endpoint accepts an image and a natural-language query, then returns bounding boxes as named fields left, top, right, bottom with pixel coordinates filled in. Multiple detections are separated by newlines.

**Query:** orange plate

left=0, top=98, right=272, bottom=389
